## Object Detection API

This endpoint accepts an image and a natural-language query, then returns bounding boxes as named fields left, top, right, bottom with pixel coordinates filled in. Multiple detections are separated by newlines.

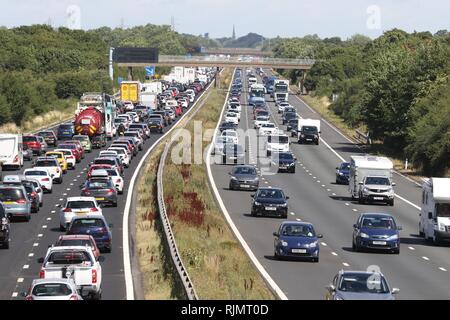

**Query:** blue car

left=57, top=123, right=75, bottom=140
left=273, top=221, right=322, bottom=262
left=352, top=213, right=402, bottom=254
left=66, top=215, right=112, bottom=253
left=335, top=162, right=350, bottom=184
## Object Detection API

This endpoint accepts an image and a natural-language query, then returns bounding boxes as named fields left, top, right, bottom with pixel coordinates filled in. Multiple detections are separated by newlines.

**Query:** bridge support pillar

left=127, top=67, right=133, bottom=81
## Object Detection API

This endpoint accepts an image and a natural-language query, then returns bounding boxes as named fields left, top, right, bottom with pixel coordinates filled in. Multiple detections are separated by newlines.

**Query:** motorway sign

left=145, top=66, right=155, bottom=76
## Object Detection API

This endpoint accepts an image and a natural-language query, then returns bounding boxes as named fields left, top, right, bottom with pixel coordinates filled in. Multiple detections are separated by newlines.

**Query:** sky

left=1, top=0, right=449, bottom=39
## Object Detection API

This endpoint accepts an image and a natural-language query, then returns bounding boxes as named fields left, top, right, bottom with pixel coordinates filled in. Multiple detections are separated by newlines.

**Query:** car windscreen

left=32, top=283, right=72, bottom=296
left=340, top=163, right=350, bottom=170
left=58, top=145, right=76, bottom=150
left=38, top=132, right=54, bottom=137
left=303, top=126, right=317, bottom=133
left=106, top=169, right=119, bottom=176
left=281, top=224, right=315, bottom=237
left=25, top=171, right=47, bottom=176
left=338, top=273, right=389, bottom=294
left=233, top=167, right=257, bottom=175
left=268, top=136, right=289, bottom=144
left=257, top=189, right=285, bottom=199
left=365, top=177, right=390, bottom=185
left=59, top=125, right=73, bottom=130
left=362, top=217, right=396, bottom=229
left=437, top=203, right=450, bottom=217
left=67, top=201, right=95, bottom=209
left=47, top=250, right=92, bottom=265
left=277, top=153, right=294, bottom=160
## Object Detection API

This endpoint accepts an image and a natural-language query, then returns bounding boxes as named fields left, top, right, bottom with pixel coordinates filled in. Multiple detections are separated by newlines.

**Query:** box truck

left=120, top=81, right=141, bottom=104
left=349, top=155, right=395, bottom=206
left=419, top=178, right=450, bottom=244
left=0, top=134, right=23, bottom=170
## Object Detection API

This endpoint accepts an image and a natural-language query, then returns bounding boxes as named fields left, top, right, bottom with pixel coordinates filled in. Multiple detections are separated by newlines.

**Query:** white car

left=221, top=130, right=238, bottom=144
left=118, top=114, right=133, bottom=124
left=59, top=197, right=103, bottom=231
left=90, top=169, right=124, bottom=194
left=228, top=105, right=241, bottom=118
left=24, top=278, right=83, bottom=300
left=259, top=123, right=278, bottom=136
left=178, top=98, right=189, bottom=109
left=123, top=101, right=134, bottom=111
left=214, top=136, right=235, bottom=155
left=54, top=149, right=76, bottom=170
left=126, top=112, right=139, bottom=123
left=254, top=116, right=270, bottom=129
left=185, top=90, right=195, bottom=102
left=265, top=134, right=290, bottom=156
left=23, top=168, right=53, bottom=193
left=278, top=102, right=290, bottom=113
left=225, top=112, right=239, bottom=125
left=228, top=102, right=242, bottom=112
left=34, top=157, right=63, bottom=184
left=107, top=147, right=130, bottom=167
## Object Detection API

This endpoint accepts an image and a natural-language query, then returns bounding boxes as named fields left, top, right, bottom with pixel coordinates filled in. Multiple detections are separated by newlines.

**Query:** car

left=111, top=140, right=135, bottom=157
left=45, top=151, right=68, bottom=174
left=259, top=123, right=278, bottom=136
left=23, top=279, right=83, bottom=300
left=91, top=135, right=107, bottom=149
left=2, top=175, right=40, bottom=213
left=37, top=130, right=58, bottom=147
left=23, top=168, right=53, bottom=193
left=352, top=213, right=401, bottom=254
left=23, top=135, right=47, bottom=156
left=91, top=157, right=123, bottom=175
left=228, top=165, right=259, bottom=191
left=358, top=176, right=395, bottom=206
left=266, top=134, right=290, bottom=156
left=220, top=144, right=245, bottom=165
left=65, top=140, right=85, bottom=159
left=66, top=215, right=112, bottom=253
left=219, top=122, right=237, bottom=133
left=53, top=149, right=76, bottom=170
left=81, top=178, right=118, bottom=207
left=129, top=123, right=150, bottom=138
left=270, top=152, right=296, bottom=173
left=282, top=112, right=298, bottom=125
left=213, top=136, right=235, bottom=156
left=56, top=143, right=81, bottom=163
left=22, top=145, right=34, bottom=161
left=107, top=147, right=130, bottom=168
left=273, top=221, right=322, bottom=262
left=90, top=168, right=124, bottom=194
left=325, top=270, right=399, bottom=300
left=336, top=162, right=350, bottom=184
left=0, top=203, right=10, bottom=248
left=220, top=130, right=238, bottom=144
left=55, top=235, right=100, bottom=261
left=59, top=196, right=103, bottom=231
left=87, top=164, right=114, bottom=179
left=254, top=116, right=270, bottom=129
left=119, top=135, right=142, bottom=153
left=251, top=187, right=289, bottom=218
left=28, top=179, right=44, bottom=208
left=0, top=185, right=31, bottom=221
left=148, top=116, right=165, bottom=133
left=57, top=123, right=75, bottom=140
left=126, top=111, right=140, bottom=123
left=34, top=157, right=63, bottom=184
left=225, top=112, right=239, bottom=125
left=287, top=119, right=299, bottom=136
left=277, top=102, right=290, bottom=114
left=71, top=135, right=92, bottom=153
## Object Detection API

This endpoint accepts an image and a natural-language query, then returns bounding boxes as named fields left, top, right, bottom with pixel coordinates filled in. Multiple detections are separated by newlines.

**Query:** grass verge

left=162, top=69, right=275, bottom=299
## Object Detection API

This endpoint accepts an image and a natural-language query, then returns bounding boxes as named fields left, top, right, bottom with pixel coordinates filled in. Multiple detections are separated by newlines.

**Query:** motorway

left=209, top=69, right=450, bottom=299
left=0, top=99, right=201, bottom=300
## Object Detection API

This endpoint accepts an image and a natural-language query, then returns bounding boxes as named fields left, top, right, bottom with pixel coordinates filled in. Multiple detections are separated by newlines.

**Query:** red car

left=57, top=143, right=81, bottom=163
left=65, top=140, right=85, bottom=159
left=55, top=235, right=101, bottom=260
left=23, top=135, right=47, bottom=155
left=175, top=105, right=183, bottom=117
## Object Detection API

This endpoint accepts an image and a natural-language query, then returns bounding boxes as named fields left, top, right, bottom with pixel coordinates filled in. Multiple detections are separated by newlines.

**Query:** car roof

left=359, top=213, right=394, bottom=218
left=280, top=221, right=313, bottom=227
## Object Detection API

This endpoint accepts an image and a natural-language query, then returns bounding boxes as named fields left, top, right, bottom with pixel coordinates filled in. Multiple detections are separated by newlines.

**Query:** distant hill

left=216, top=33, right=265, bottom=48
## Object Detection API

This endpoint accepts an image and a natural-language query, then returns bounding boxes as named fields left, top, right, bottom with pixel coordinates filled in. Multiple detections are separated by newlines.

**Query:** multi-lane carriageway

left=0, top=107, right=195, bottom=300
left=209, top=69, right=450, bottom=299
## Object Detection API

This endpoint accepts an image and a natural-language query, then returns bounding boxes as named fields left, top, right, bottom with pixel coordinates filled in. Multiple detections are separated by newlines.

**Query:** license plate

left=76, top=211, right=88, bottom=216
left=279, top=166, right=287, bottom=169
left=95, top=197, right=105, bottom=201
left=306, top=139, right=312, bottom=141
left=372, top=241, right=387, bottom=245
left=292, top=249, right=306, bottom=253
left=373, top=197, right=384, bottom=200
left=265, top=207, right=277, bottom=211
left=240, top=184, right=249, bottom=188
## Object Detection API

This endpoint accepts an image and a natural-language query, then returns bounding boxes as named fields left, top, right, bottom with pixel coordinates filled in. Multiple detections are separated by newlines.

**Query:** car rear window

left=57, top=239, right=92, bottom=247
left=25, top=171, right=47, bottom=176
left=32, top=283, right=72, bottom=296
left=36, top=160, right=58, bottom=167
left=23, top=136, right=37, bottom=142
left=38, top=132, right=54, bottom=137
left=86, top=181, right=111, bottom=189
left=57, top=145, right=75, bottom=150
left=106, top=169, right=118, bottom=176
left=0, top=188, right=24, bottom=201
left=72, top=218, right=105, bottom=228
left=94, top=159, right=115, bottom=166
left=47, top=250, right=92, bottom=265
left=67, top=201, right=95, bottom=209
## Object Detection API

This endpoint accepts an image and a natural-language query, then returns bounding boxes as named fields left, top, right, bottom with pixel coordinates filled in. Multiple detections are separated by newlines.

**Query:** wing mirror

left=108, top=223, right=113, bottom=228
left=251, top=194, right=255, bottom=198
left=56, top=204, right=61, bottom=208
left=391, top=182, right=396, bottom=186
left=353, top=224, right=358, bottom=229
left=327, top=284, right=336, bottom=292
left=37, top=257, right=44, bottom=264
left=273, top=232, right=279, bottom=237
left=391, top=288, right=400, bottom=294
left=358, top=181, right=363, bottom=185
left=20, top=292, right=28, bottom=298
left=428, top=212, right=433, bottom=220
left=317, top=234, right=323, bottom=238
left=397, top=226, right=403, bottom=231
left=285, top=196, right=290, bottom=200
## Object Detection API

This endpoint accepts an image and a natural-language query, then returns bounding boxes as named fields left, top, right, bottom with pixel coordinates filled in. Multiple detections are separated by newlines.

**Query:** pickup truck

left=39, top=246, right=102, bottom=299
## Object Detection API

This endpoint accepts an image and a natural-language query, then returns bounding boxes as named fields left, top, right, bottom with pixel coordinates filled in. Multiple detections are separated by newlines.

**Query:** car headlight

left=254, top=201, right=261, bottom=206
left=305, top=241, right=318, bottom=248
left=301, top=134, right=305, bottom=138
left=386, top=187, right=393, bottom=192
left=386, top=234, right=399, bottom=240
left=230, top=176, right=237, bottom=181
left=439, top=224, right=446, bottom=232
left=334, top=296, right=343, bottom=300
left=338, top=172, right=343, bottom=176
left=360, top=232, right=369, bottom=238
left=289, top=162, right=295, bottom=166
left=363, top=187, right=370, bottom=193
left=281, top=241, right=288, bottom=247
left=278, top=203, right=288, bottom=207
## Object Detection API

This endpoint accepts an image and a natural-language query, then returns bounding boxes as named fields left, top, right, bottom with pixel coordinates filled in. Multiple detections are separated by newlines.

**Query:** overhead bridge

left=117, top=55, right=315, bottom=70
left=201, top=48, right=273, bottom=57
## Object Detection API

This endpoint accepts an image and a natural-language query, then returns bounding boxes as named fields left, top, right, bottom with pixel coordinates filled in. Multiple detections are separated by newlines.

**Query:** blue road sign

left=118, top=77, right=123, bottom=84
left=145, top=66, right=155, bottom=76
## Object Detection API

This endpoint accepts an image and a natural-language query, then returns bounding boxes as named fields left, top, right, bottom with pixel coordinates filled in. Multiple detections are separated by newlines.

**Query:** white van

left=248, top=77, right=257, bottom=87
left=0, top=134, right=23, bottom=170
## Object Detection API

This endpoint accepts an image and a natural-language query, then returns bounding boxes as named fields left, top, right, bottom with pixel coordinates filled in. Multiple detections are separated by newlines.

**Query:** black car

left=219, top=122, right=238, bottom=132
left=23, top=182, right=40, bottom=213
left=287, top=119, right=299, bottom=136
left=228, top=165, right=259, bottom=191
left=298, top=125, right=319, bottom=145
left=270, top=152, right=297, bottom=173
left=221, top=144, right=245, bottom=165
left=81, top=178, right=118, bottom=207
left=91, top=135, right=107, bottom=148
left=37, top=130, right=57, bottom=147
left=148, top=116, right=164, bottom=133
left=251, top=188, right=289, bottom=218
left=336, top=162, right=350, bottom=184
left=282, top=112, right=298, bottom=125
left=0, top=203, right=10, bottom=249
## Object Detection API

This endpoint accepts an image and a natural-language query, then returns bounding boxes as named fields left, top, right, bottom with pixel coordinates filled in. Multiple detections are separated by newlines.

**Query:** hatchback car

left=352, top=213, right=401, bottom=254
left=219, top=121, right=238, bottom=132
left=0, top=185, right=31, bottom=221
left=57, top=123, right=75, bottom=140
left=37, top=130, right=58, bottom=147
left=228, top=165, right=259, bottom=191
left=34, top=157, right=63, bottom=183
left=72, top=135, right=92, bottom=153
left=270, top=152, right=296, bottom=173
left=24, top=279, right=82, bottom=300
left=273, top=221, right=322, bottom=262
left=23, top=135, right=47, bottom=156
left=336, top=162, right=350, bottom=184
left=148, top=116, right=165, bottom=133
left=251, top=188, right=289, bottom=218
left=0, top=203, right=10, bottom=248
left=59, top=196, right=103, bottom=231
left=90, top=169, right=124, bottom=194
left=45, top=151, right=68, bottom=173
left=56, top=143, right=81, bottom=163
left=65, top=140, right=85, bottom=159
left=53, top=149, right=76, bottom=170
left=66, top=215, right=112, bottom=253
left=81, top=178, right=118, bottom=207
left=23, top=168, right=53, bottom=193
left=325, top=270, right=399, bottom=300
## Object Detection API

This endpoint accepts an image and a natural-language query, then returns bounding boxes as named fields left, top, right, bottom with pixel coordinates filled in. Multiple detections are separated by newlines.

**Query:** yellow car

left=45, top=151, right=68, bottom=173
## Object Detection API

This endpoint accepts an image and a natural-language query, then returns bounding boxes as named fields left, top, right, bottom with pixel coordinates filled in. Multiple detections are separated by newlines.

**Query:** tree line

left=272, top=30, right=450, bottom=176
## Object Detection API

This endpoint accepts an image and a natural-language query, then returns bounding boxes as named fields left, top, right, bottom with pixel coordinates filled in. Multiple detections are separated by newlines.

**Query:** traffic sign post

left=145, top=66, right=155, bottom=77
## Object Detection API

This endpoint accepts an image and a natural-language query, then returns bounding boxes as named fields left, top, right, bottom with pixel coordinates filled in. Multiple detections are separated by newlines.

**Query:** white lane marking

left=23, top=265, right=29, bottom=269
left=59, top=198, right=63, bottom=201
left=17, top=278, right=24, bottom=283
left=327, top=189, right=331, bottom=192
left=28, top=253, right=34, bottom=257
left=352, top=209, right=358, bottom=212
left=77, top=175, right=80, bottom=178
left=331, top=252, right=338, bottom=256
left=395, top=193, right=420, bottom=210
left=305, top=170, right=309, bottom=173
left=319, top=137, right=345, bottom=161
left=321, top=242, right=327, bottom=246
left=342, top=262, right=350, bottom=267
left=408, top=246, right=415, bottom=251
left=46, top=217, right=51, bottom=221
left=33, top=243, right=39, bottom=247
left=264, top=181, right=268, bottom=184
left=11, top=292, right=18, bottom=298
left=313, top=176, right=316, bottom=179
left=309, top=173, right=312, bottom=176
left=321, top=184, right=325, bottom=187
left=66, top=188, right=71, bottom=191
left=42, top=225, right=47, bottom=229
left=422, top=256, right=430, bottom=261
left=38, top=234, right=43, bottom=237
left=332, top=193, right=336, bottom=196
left=290, top=212, right=295, bottom=216
left=439, top=267, right=447, bottom=272
left=317, top=180, right=320, bottom=183
left=63, top=193, right=67, bottom=196
left=345, top=203, right=350, bottom=206
left=296, top=218, right=302, bottom=221
left=51, top=210, right=55, bottom=213
left=70, top=183, right=74, bottom=186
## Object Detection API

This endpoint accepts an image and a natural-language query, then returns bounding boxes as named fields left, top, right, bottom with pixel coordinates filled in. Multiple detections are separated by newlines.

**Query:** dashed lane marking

left=331, top=252, right=338, bottom=256
left=33, top=243, right=39, bottom=247
left=290, top=212, right=295, bottom=216
left=11, top=292, right=18, bottom=298
left=352, top=209, right=358, bottom=212
left=46, top=217, right=51, bottom=221
left=321, top=242, right=327, bottom=246
left=439, top=267, right=447, bottom=272
left=422, top=256, right=430, bottom=261
left=17, top=278, right=24, bottom=283
left=28, top=253, right=34, bottom=257
left=51, top=210, right=55, bottom=213
left=342, top=262, right=350, bottom=267
left=23, top=265, right=29, bottom=269
left=345, top=203, right=350, bottom=206
left=408, top=246, right=415, bottom=251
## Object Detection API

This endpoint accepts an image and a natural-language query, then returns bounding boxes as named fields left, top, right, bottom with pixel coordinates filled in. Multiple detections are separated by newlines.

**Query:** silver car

left=28, top=179, right=44, bottom=207
left=325, top=270, right=399, bottom=300
left=23, top=279, right=82, bottom=300
left=0, top=185, right=31, bottom=221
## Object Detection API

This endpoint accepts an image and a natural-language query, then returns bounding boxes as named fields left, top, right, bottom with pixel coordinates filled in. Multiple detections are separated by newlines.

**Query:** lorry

left=0, top=134, right=23, bottom=170
left=419, top=178, right=450, bottom=244
left=120, top=81, right=141, bottom=104
left=249, top=84, right=266, bottom=98
left=273, top=79, right=289, bottom=102
left=297, top=119, right=320, bottom=145
left=348, top=155, right=395, bottom=206
left=75, top=93, right=116, bottom=143
left=139, top=92, right=158, bottom=110
left=141, top=82, right=162, bottom=95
